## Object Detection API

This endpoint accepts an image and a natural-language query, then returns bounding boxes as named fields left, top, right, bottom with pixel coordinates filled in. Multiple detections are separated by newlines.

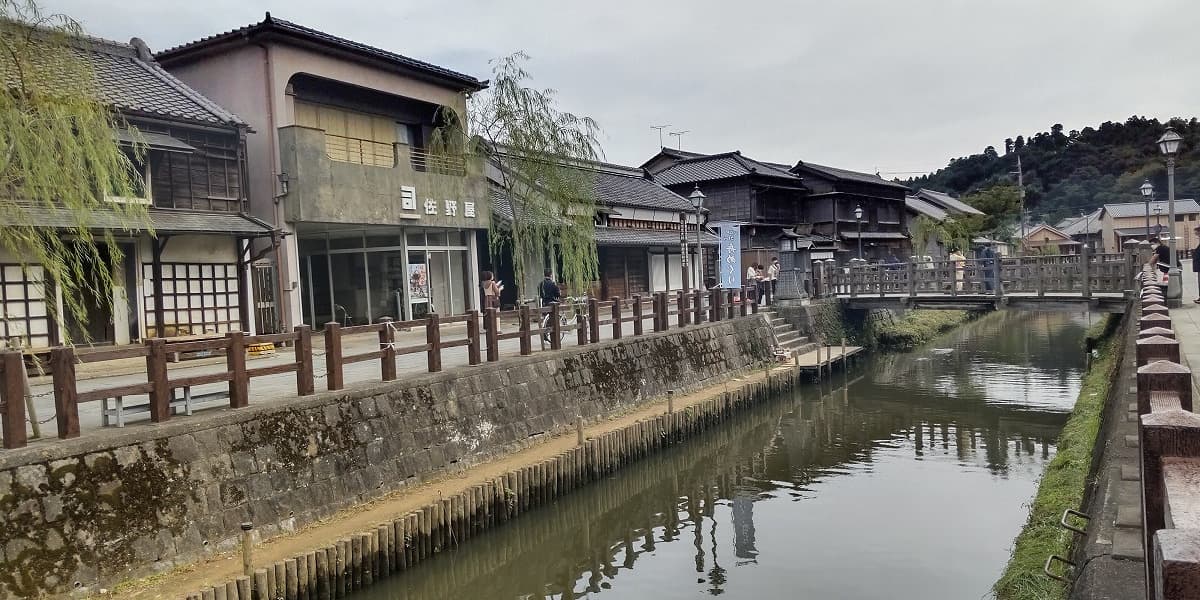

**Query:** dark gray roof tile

left=1104, top=199, right=1200, bottom=218
left=595, top=227, right=718, bottom=247
left=4, top=206, right=273, bottom=235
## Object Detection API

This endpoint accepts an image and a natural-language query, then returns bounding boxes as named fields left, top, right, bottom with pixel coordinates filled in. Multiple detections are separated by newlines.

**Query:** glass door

left=407, top=250, right=430, bottom=319
left=428, top=250, right=452, bottom=315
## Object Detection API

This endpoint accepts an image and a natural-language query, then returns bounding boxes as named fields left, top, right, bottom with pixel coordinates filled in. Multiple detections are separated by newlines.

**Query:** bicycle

left=540, top=296, right=588, bottom=343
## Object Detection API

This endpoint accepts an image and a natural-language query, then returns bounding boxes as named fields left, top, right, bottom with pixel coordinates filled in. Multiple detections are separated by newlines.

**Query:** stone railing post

left=1137, top=360, right=1193, bottom=415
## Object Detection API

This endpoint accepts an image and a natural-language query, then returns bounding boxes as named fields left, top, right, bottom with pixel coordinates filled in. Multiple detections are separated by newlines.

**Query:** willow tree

left=432, top=52, right=601, bottom=295
left=0, top=0, right=148, bottom=344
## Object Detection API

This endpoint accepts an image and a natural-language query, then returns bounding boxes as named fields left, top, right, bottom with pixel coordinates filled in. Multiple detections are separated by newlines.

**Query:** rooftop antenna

left=668, top=130, right=690, bottom=150
left=651, top=125, right=670, bottom=148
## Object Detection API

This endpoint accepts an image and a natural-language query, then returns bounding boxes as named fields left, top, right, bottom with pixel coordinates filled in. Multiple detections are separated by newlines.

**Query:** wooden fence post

left=709, top=289, right=720, bottom=321
left=693, top=290, right=705, bottom=324
left=426, top=313, right=443, bottom=371
left=1, top=351, right=27, bottom=449
left=726, top=289, right=735, bottom=320
left=467, top=310, right=482, bottom=364
left=739, top=287, right=748, bottom=316
left=549, top=304, right=562, bottom=351
left=907, top=261, right=917, bottom=297
left=227, top=331, right=248, bottom=409
left=50, top=347, right=79, bottom=439
left=146, top=338, right=170, bottom=421
left=677, top=291, right=688, bottom=328
left=611, top=297, right=622, bottom=340
left=588, top=298, right=601, bottom=343
left=749, top=286, right=758, bottom=314
left=633, top=294, right=644, bottom=336
left=576, top=301, right=588, bottom=346
left=324, top=323, right=344, bottom=391
left=994, top=256, right=1004, bottom=299
left=518, top=305, right=532, bottom=356
left=379, top=318, right=396, bottom=381
left=485, top=308, right=500, bottom=362
left=295, top=325, right=314, bottom=396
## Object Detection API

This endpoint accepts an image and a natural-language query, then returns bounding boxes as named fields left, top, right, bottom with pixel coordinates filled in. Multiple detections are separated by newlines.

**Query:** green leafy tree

left=1, top=0, right=149, bottom=344
left=431, top=52, right=601, bottom=295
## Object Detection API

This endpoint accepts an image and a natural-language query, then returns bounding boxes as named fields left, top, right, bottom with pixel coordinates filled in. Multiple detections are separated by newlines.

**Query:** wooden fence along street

left=0, top=287, right=761, bottom=450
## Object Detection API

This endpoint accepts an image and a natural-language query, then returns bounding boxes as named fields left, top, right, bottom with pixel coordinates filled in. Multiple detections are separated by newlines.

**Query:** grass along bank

left=992, top=314, right=1122, bottom=600
left=807, top=300, right=979, bottom=352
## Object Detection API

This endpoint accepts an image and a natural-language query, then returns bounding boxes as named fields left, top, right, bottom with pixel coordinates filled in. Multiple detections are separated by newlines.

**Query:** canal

left=354, top=310, right=1092, bottom=599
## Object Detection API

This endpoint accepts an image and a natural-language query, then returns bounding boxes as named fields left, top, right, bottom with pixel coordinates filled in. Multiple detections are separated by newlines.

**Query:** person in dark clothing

left=1192, top=227, right=1200, bottom=303
left=537, top=269, right=560, bottom=307
left=978, top=244, right=996, bottom=292
left=1153, top=238, right=1172, bottom=275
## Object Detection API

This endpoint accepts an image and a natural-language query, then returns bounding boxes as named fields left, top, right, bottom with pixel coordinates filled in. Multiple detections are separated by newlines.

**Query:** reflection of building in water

left=732, top=492, right=758, bottom=562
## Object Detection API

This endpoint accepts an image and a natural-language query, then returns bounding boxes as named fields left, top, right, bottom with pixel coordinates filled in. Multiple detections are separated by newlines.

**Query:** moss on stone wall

left=805, top=301, right=977, bottom=352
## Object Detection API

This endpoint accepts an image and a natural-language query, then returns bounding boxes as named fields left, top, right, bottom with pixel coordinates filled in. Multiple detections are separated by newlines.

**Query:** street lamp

left=854, top=204, right=864, bottom=260
left=1158, top=127, right=1184, bottom=303
left=1141, top=179, right=1155, bottom=242
left=1155, top=203, right=1163, bottom=237
left=690, top=185, right=706, bottom=290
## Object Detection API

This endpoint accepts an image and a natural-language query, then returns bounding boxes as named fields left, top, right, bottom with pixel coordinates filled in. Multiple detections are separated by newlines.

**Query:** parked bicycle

left=540, top=296, right=589, bottom=343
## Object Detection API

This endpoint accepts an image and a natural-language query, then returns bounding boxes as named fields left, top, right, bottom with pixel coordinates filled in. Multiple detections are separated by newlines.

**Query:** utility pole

left=1011, top=154, right=1026, bottom=254
left=651, top=125, right=669, bottom=148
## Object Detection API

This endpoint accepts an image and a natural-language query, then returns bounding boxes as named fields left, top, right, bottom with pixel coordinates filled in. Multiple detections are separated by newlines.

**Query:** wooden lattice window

left=0, top=264, right=51, bottom=348
left=143, top=262, right=240, bottom=337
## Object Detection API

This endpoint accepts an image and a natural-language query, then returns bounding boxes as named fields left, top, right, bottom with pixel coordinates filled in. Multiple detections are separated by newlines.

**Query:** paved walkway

left=20, top=313, right=676, bottom=438
left=1167, top=259, right=1200, bottom=397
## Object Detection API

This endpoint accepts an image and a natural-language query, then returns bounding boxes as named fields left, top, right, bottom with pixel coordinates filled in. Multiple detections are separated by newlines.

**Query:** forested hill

left=904, top=116, right=1200, bottom=225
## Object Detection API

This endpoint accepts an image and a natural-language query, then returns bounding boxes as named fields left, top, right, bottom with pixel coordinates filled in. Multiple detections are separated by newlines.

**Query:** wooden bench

left=100, top=386, right=228, bottom=427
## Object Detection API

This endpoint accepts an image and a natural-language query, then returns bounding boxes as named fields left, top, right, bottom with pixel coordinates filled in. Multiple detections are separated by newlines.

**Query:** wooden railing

left=818, top=249, right=1137, bottom=299
left=0, top=287, right=760, bottom=450
left=1130, top=272, right=1200, bottom=599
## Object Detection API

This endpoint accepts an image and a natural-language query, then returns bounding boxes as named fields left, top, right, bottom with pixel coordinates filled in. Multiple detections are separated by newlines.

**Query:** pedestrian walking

left=537, top=269, right=561, bottom=343
left=1153, top=237, right=1172, bottom=277
left=755, top=264, right=769, bottom=306
left=481, top=271, right=501, bottom=331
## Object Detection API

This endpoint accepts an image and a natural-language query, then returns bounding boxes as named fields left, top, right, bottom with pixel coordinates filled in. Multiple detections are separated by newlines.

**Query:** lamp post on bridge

left=1158, top=127, right=1183, bottom=304
left=1155, top=204, right=1163, bottom=238
left=1141, top=179, right=1155, bottom=244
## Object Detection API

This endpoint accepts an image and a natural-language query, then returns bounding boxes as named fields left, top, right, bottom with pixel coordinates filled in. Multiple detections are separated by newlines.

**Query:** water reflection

left=356, top=311, right=1089, bottom=600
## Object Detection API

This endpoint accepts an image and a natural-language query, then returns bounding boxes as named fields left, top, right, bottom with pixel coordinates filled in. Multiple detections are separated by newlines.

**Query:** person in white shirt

left=767, top=257, right=780, bottom=298
left=746, top=264, right=760, bottom=303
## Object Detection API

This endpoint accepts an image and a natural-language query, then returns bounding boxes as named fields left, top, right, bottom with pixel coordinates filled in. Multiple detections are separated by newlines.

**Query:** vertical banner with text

left=715, top=222, right=742, bottom=289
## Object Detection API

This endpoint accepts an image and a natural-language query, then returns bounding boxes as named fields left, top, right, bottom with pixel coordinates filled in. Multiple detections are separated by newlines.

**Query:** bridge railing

left=820, top=248, right=1136, bottom=299
left=1131, top=274, right=1200, bottom=599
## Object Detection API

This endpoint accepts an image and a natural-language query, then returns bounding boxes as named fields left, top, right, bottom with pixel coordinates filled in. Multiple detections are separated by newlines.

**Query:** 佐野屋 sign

left=714, top=222, right=742, bottom=289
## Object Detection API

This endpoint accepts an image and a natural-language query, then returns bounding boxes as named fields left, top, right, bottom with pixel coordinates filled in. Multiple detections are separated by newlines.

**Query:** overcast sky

left=46, top=0, right=1200, bottom=176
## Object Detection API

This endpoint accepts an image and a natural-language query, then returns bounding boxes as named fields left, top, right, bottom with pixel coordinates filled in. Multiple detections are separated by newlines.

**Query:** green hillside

left=905, top=116, right=1200, bottom=225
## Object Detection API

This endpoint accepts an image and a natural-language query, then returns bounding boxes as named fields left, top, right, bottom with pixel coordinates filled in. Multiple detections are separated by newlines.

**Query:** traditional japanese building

left=489, top=157, right=715, bottom=305
left=0, top=34, right=274, bottom=349
left=158, top=14, right=489, bottom=327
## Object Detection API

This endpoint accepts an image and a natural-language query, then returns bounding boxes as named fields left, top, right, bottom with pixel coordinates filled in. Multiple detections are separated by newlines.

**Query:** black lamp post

left=1141, top=180, right=1155, bottom=243
left=1155, top=204, right=1163, bottom=238
left=854, top=205, right=864, bottom=260
left=689, top=186, right=706, bottom=289
left=1158, top=127, right=1184, bottom=301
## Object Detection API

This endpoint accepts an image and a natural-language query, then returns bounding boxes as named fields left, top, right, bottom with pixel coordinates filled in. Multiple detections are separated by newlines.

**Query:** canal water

left=356, top=310, right=1092, bottom=600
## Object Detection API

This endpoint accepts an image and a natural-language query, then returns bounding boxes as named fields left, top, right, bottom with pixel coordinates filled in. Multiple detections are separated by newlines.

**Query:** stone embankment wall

left=0, top=316, right=773, bottom=599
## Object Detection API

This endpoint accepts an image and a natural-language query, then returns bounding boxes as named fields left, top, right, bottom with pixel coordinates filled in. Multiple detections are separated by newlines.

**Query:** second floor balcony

left=278, top=125, right=489, bottom=230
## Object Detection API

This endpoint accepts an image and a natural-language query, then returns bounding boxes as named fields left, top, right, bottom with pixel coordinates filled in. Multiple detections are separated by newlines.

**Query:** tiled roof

left=651, top=152, right=803, bottom=187
left=914, top=189, right=985, bottom=216
left=795, top=162, right=911, bottom=191
left=1056, top=209, right=1102, bottom=236
left=905, top=196, right=949, bottom=221
left=594, top=227, right=718, bottom=247
left=587, top=165, right=693, bottom=211
left=8, top=32, right=244, bottom=127
left=3, top=206, right=274, bottom=235
left=1103, top=199, right=1200, bottom=218
left=157, top=13, right=485, bottom=91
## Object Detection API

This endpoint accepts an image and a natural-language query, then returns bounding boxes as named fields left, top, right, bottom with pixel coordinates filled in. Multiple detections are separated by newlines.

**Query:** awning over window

left=114, top=129, right=197, bottom=154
